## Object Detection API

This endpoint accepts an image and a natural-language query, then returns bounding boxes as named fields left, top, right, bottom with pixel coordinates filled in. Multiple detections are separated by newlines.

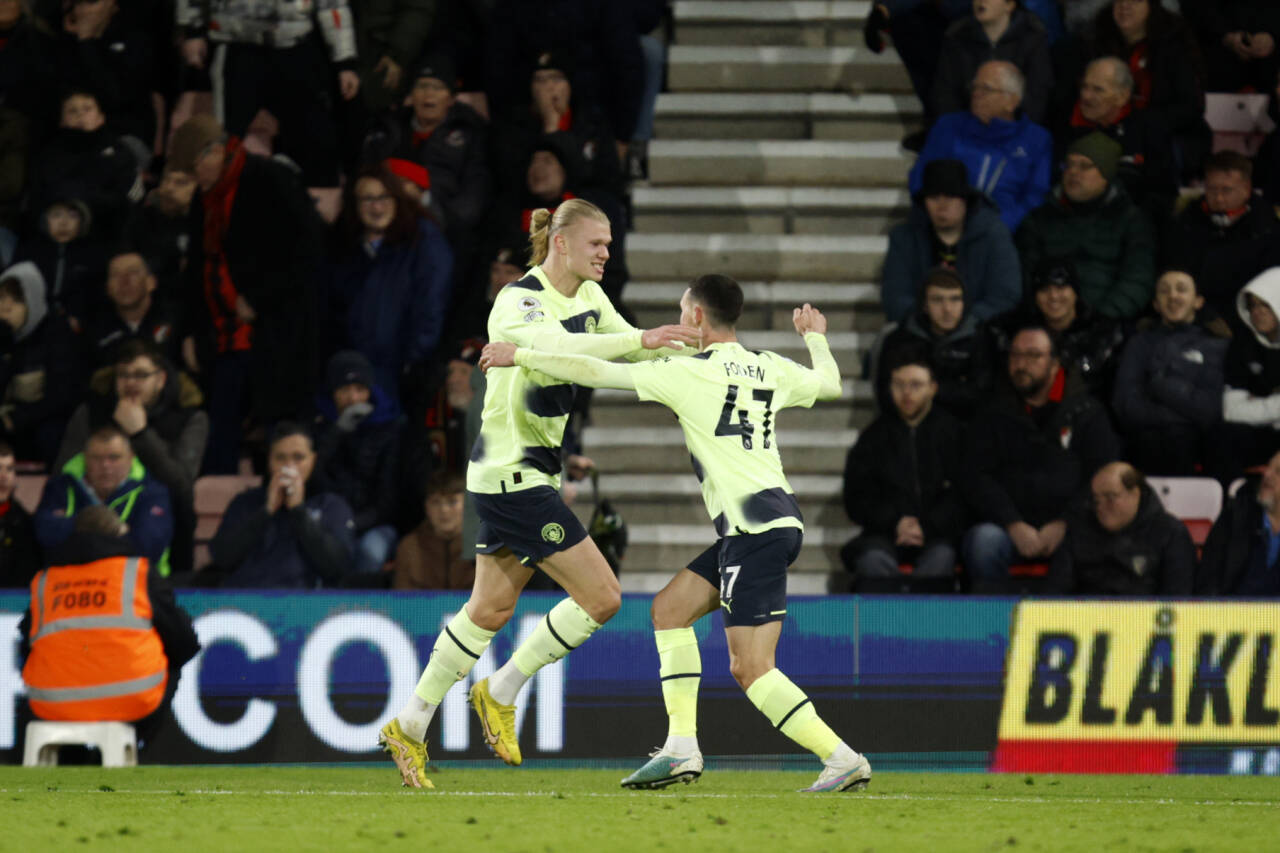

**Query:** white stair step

left=628, top=232, right=889, bottom=280
left=648, top=139, right=911, bottom=186
left=656, top=92, right=919, bottom=118
left=668, top=45, right=910, bottom=92
left=654, top=93, right=921, bottom=141
left=622, top=280, right=883, bottom=307
left=633, top=186, right=908, bottom=211
left=631, top=186, right=910, bottom=235
left=673, top=1, right=869, bottom=47
left=675, top=1, right=869, bottom=24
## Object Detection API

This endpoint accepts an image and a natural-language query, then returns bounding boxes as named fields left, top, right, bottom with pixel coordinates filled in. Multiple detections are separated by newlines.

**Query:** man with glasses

left=960, top=325, right=1121, bottom=592
left=911, top=60, right=1052, bottom=231
left=54, top=339, right=208, bottom=576
left=1047, top=461, right=1194, bottom=595
left=842, top=345, right=967, bottom=592
left=1016, top=131, right=1156, bottom=320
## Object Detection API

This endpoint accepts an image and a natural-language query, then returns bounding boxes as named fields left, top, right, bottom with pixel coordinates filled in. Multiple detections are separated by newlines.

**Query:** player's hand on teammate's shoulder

left=480, top=342, right=518, bottom=372
left=792, top=303, right=827, bottom=336
left=641, top=324, right=700, bottom=351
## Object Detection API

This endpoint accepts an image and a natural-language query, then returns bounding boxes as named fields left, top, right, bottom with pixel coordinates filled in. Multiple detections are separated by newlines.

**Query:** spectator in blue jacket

left=34, top=423, right=173, bottom=573
left=211, top=422, right=355, bottom=588
left=883, top=158, right=1022, bottom=323
left=324, top=163, right=453, bottom=407
left=911, top=60, right=1052, bottom=231
left=1112, top=268, right=1229, bottom=475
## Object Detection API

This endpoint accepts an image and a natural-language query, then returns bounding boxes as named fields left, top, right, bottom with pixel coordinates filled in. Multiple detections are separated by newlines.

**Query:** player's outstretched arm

left=504, top=317, right=696, bottom=362
left=792, top=303, right=842, bottom=400
left=480, top=342, right=638, bottom=391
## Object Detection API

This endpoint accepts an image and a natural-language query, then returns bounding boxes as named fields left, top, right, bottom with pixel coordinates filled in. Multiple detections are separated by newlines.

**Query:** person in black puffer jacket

left=1112, top=268, right=1229, bottom=475
left=1049, top=461, right=1195, bottom=594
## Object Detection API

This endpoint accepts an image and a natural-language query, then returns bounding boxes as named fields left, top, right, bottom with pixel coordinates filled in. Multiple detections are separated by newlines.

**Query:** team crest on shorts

left=541, top=523, right=565, bottom=544
left=584, top=316, right=597, bottom=333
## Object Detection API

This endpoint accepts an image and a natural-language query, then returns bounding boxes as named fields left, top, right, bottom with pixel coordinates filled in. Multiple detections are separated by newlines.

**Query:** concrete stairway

left=598, top=0, right=917, bottom=592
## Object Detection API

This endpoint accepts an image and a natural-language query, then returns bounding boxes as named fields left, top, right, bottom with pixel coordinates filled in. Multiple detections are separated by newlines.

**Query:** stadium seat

left=1204, top=93, right=1273, bottom=156
left=14, top=475, right=46, bottom=511
left=1008, top=562, right=1048, bottom=577
left=193, top=474, right=262, bottom=570
left=23, top=721, right=137, bottom=767
left=1148, top=476, right=1223, bottom=547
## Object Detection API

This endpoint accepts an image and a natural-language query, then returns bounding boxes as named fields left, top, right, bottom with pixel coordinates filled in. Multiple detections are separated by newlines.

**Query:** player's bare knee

left=467, top=601, right=515, bottom=632
left=729, top=653, right=772, bottom=690
left=650, top=590, right=681, bottom=629
left=587, top=588, right=621, bottom=624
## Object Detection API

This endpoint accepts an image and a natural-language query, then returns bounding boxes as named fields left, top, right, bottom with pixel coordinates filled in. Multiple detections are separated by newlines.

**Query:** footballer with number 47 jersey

left=630, top=338, right=831, bottom=539
left=480, top=273, right=875, bottom=795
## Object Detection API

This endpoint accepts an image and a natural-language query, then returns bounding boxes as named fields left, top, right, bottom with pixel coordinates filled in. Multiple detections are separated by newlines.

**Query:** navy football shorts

left=472, top=486, right=589, bottom=566
left=685, top=527, right=803, bottom=626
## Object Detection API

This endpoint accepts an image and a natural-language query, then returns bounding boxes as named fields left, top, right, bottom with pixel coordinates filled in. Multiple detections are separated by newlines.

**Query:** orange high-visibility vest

left=22, top=556, right=169, bottom=721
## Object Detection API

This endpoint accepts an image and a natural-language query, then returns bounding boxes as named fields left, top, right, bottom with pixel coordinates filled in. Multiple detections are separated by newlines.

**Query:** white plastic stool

left=22, top=722, right=138, bottom=767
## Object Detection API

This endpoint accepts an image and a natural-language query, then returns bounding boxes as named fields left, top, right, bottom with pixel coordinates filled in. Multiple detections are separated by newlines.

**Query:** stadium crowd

left=0, top=0, right=1276, bottom=600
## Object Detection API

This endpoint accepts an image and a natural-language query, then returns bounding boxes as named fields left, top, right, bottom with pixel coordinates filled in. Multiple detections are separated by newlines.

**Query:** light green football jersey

left=629, top=340, right=827, bottom=537
left=467, top=265, right=643, bottom=495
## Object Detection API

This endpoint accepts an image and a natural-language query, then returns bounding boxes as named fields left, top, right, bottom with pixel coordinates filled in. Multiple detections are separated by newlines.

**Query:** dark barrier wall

left=1, top=593, right=1277, bottom=773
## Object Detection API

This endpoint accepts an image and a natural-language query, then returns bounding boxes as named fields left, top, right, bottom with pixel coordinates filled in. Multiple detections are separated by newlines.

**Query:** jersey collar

left=529, top=265, right=591, bottom=303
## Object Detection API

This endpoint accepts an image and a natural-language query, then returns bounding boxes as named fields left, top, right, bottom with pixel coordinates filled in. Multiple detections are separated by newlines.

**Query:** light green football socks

left=489, top=598, right=602, bottom=704
left=745, top=668, right=842, bottom=761
left=656, top=627, right=701, bottom=752
left=397, top=607, right=497, bottom=741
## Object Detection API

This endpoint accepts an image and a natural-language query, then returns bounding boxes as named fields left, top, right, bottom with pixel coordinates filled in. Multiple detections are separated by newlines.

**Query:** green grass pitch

left=2, top=764, right=1277, bottom=852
